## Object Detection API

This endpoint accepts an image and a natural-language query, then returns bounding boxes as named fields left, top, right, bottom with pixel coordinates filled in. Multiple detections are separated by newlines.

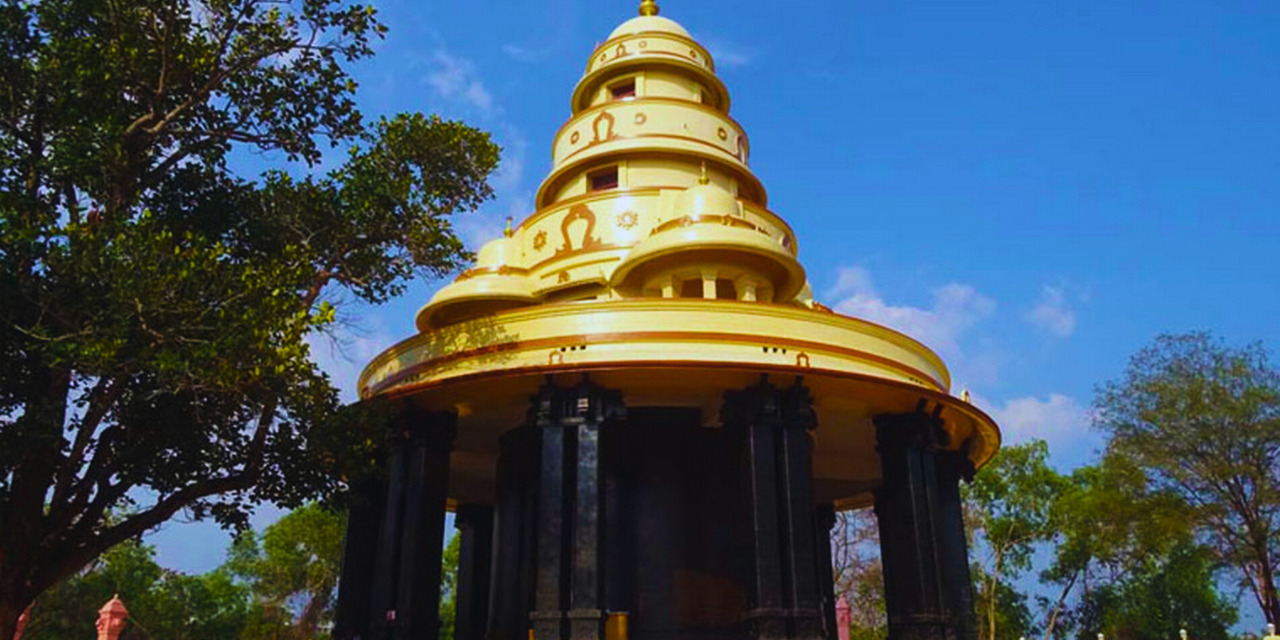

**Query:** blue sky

left=147, top=0, right=1280, bottom=627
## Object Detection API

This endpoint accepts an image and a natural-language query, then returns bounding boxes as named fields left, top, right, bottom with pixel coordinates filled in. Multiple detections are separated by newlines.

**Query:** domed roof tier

left=608, top=15, right=690, bottom=39
left=674, top=167, right=739, bottom=217
left=610, top=0, right=689, bottom=38
left=609, top=213, right=806, bottom=302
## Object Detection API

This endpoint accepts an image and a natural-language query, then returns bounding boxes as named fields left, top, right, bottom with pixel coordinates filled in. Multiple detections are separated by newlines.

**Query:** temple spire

left=639, top=0, right=659, bottom=17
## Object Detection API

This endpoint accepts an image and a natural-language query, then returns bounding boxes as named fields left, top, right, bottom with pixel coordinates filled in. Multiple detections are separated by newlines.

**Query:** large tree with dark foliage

left=0, top=0, right=499, bottom=636
left=1096, top=333, right=1280, bottom=626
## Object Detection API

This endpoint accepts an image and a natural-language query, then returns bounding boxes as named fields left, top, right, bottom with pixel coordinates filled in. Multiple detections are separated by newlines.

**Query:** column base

left=567, top=608, right=603, bottom=640
left=531, top=610, right=565, bottom=640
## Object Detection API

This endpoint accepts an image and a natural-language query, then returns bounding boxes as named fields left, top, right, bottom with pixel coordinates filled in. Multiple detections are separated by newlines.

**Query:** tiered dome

left=418, top=0, right=803, bottom=330
left=363, top=1, right=1000, bottom=508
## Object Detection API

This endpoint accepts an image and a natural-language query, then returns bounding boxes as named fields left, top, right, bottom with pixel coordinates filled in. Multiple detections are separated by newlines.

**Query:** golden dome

left=673, top=165, right=739, bottom=218
left=609, top=0, right=689, bottom=39
left=608, top=15, right=691, bottom=39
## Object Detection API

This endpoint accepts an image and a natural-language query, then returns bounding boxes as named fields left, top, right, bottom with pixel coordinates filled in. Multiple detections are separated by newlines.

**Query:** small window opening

left=680, top=279, right=703, bottom=299
left=610, top=80, right=636, bottom=101
left=589, top=166, right=619, bottom=191
left=715, top=279, right=737, bottom=300
left=700, top=91, right=714, bottom=106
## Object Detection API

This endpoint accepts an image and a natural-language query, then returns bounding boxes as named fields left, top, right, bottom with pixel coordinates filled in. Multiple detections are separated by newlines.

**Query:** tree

left=229, top=502, right=345, bottom=639
left=439, top=531, right=460, bottom=640
left=0, top=0, right=500, bottom=636
left=1068, top=542, right=1236, bottom=640
left=1039, top=453, right=1195, bottom=640
left=1095, top=333, right=1280, bottom=625
left=22, top=539, right=250, bottom=640
left=830, top=509, right=886, bottom=640
left=965, top=441, right=1070, bottom=640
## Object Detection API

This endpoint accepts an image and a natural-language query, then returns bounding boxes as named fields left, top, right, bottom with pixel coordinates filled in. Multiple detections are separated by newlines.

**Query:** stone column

left=334, top=476, right=387, bottom=640
left=393, top=409, right=457, bottom=640
left=530, top=378, right=624, bottom=640
left=489, top=426, right=540, bottom=640
left=366, top=407, right=457, bottom=640
left=813, top=504, right=838, bottom=640
left=456, top=504, right=495, bottom=640
left=872, top=402, right=974, bottom=640
left=722, top=376, right=825, bottom=640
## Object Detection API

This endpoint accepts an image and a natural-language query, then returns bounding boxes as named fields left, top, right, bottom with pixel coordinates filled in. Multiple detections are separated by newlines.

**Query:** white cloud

left=701, top=38, right=753, bottom=68
left=502, top=43, right=548, bottom=63
left=826, top=266, right=995, bottom=355
left=424, top=50, right=494, bottom=114
left=1026, top=285, right=1076, bottom=337
left=976, top=393, right=1094, bottom=464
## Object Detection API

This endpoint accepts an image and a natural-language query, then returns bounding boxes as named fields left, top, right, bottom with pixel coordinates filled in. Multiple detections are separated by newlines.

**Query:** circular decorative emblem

left=717, top=127, right=728, bottom=141
left=617, top=211, right=639, bottom=229
left=689, top=49, right=698, bottom=59
left=558, top=270, right=571, bottom=284
left=599, top=53, right=607, bottom=63
left=638, top=40, right=648, bottom=49
left=570, top=131, right=580, bottom=144
left=634, top=113, right=647, bottom=125
left=533, top=230, right=548, bottom=251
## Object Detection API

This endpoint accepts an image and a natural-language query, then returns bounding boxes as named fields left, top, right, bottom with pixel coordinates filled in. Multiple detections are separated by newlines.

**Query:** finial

left=961, top=388, right=971, bottom=403
left=698, top=161, right=709, bottom=185
left=503, top=216, right=513, bottom=238
left=639, top=0, right=659, bottom=16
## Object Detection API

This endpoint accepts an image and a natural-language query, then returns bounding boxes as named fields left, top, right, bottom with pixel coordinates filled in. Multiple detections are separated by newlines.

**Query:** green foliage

left=439, top=531, right=460, bottom=640
left=1095, top=333, right=1280, bottom=624
left=972, top=570, right=1036, bottom=640
left=23, top=540, right=250, bottom=640
left=229, top=503, right=346, bottom=639
left=0, top=0, right=498, bottom=629
left=1071, top=543, right=1237, bottom=640
left=965, top=440, right=1070, bottom=640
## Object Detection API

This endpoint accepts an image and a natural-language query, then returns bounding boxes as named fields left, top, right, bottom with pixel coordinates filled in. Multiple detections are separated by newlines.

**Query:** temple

left=333, top=3, right=1001, bottom=640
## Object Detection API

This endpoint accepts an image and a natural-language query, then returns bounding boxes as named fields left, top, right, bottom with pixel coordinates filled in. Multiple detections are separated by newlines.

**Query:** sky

left=146, top=0, right=1280, bottom=628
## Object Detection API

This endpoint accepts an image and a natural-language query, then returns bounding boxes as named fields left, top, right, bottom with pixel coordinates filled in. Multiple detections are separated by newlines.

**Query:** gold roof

left=363, top=2, right=1001, bottom=505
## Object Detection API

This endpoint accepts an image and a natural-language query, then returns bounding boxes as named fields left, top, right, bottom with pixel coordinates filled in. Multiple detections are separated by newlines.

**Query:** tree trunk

left=1041, top=569, right=1079, bottom=640
left=0, top=589, right=33, bottom=640
left=984, top=550, right=1004, bottom=640
left=1260, top=555, right=1280, bottom=625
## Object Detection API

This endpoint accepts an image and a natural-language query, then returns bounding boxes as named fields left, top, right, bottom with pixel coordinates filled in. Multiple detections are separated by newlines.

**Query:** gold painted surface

left=369, top=2, right=1001, bottom=496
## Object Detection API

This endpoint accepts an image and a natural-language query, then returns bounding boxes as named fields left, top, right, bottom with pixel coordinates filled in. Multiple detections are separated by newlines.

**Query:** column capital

left=872, top=402, right=947, bottom=453
left=720, top=375, right=816, bottom=431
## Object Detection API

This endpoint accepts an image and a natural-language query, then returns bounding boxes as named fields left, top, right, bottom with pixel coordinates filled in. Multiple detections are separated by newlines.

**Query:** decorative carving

left=796, top=352, right=811, bottom=368
left=638, top=40, right=648, bottom=49
left=717, top=127, right=728, bottom=141
left=689, top=49, right=698, bottom=59
left=558, top=204, right=602, bottom=254
left=548, top=350, right=564, bottom=365
left=634, top=112, right=647, bottom=125
left=570, top=130, right=580, bottom=144
left=558, top=270, right=571, bottom=284
left=533, top=230, right=548, bottom=251
left=590, top=111, right=617, bottom=145
left=737, top=135, right=747, bottom=162
left=615, top=43, right=627, bottom=57
left=616, top=211, right=639, bottom=229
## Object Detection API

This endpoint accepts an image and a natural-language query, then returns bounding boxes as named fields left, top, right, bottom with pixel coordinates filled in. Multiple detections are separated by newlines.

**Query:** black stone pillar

left=365, top=407, right=457, bottom=640
left=369, top=434, right=410, bottom=639
left=456, top=504, right=495, bottom=640
left=530, top=377, right=624, bottom=640
left=334, top=477, right=387, bottom=640
left=490, top=426, right=540, bottom=640
left=530, top=381, right=569, bottom=640
left=722, top=376, right=825, bottom=640
left=872, top=403, right=974, bottom=640
left=813, top=505, right=837, bottom=640
left=936, top=450, right=977, bottom=640
left=395, top=410, right=457, bottom=640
